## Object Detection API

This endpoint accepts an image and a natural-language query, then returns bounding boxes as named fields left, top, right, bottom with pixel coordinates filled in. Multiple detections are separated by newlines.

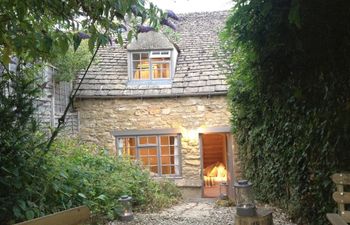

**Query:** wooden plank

left=331, top=173, right=350, bottom=185
left=342, top=211, right=350, bottom=223
left=333, top=191, right=350, bottom=204
left=326, top=213, right=348, bottom=225
left=15, top=206, right=90, bottom=225
left=336, top=183, right=345, bottom=215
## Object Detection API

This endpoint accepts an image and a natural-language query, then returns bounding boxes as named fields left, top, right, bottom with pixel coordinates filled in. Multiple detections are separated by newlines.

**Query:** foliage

left=222, top=0, right=350, bottom=224
left=50, top=41, right=92, bottom=81
left=1, top=137, right=181, bottom=224
left=0, top=0, right=164, bottom=64
left=0, top=1, right=180, bottom=224
left=0, top=66, right=48, bottom=224
left=46, top=138, right=181, bottom=222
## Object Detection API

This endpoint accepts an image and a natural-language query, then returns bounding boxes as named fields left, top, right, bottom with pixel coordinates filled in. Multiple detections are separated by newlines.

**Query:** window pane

left=139, top=148, right=148, bottom=156
left=160, top=136, right=169, bottom=145
left=149, top=156, right=158, bottom=166
left=132, top=58, right=150, bottom=80
left=161, top=146, right=170, bottom=155
left=132, top=53, right=140, bottom=60
left=170, top=145, right=175, bottom=155
left=139, top=136, right=157, bottom=145
left=133, top=61, right=140, bottom=69
left=150, top=166, right=158, bottom=174
left=133, top=70, right=140, bottom=79
left=129, top=149, right=136, bottom=159
left=153, top=69, right=162, bottom=79
left=148, top=148, right=157, bottom=155
left=170, top=136, right=175, bottom=145
left=151, top=62, right=170, bottom=79
left=161, top=155, right=171, bottom=164
left=117, top=137, right=136, bottom=157
left=139, top=70, right=149, bottom=79
left=152, top=58, right=165, bottom=62
left=162, top=166, right=172, bottom=174
left=140, top=60, right=149, bottom=68
left=141, top=53, right=149, bottom=59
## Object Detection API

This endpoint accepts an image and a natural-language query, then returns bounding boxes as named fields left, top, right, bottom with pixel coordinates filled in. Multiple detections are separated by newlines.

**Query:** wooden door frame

left=198, top=126, right=234, bottom=198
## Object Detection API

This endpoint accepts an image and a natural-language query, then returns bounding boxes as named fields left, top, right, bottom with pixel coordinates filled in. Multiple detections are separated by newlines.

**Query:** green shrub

left=1, top=135, right=181, bottom=224
left=0, top=68, right=50, bottom=224
left=45, top=138, right=181, bottom=222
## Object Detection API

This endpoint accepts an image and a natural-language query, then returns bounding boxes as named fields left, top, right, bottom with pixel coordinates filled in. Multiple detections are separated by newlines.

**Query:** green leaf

left=60, top=172, right=68, bottom=179
left=88, top=34, right=97, bottom=53
left=261, top=2, right=272, bottom=17
left=58, top=37, right=69, bottom=55
left=25, top=210, right=35, bottom=220
left=13, top=206, right=22, bottom=219
left=73, top=33, right=82, bottom=52
left=288, top=0, right=301, bottom=28
left=127, top=31, right=133, bottom=42
left=18, top=200, right=26, bottom=211
left=78, top=193, right=87, bottom=199
left=96, top=194, right=107, bottom=201
left=42, top=35, right=53, bottom=52
left=117, top=33, right=123, bottom=46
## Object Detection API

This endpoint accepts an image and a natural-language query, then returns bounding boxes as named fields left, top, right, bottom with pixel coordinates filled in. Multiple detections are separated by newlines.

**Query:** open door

left=200, top=132, right=233, bottom=198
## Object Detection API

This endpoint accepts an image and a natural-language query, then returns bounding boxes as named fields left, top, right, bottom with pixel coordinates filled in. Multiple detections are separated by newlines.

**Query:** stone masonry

left=76, top=95, right=239, bottom=187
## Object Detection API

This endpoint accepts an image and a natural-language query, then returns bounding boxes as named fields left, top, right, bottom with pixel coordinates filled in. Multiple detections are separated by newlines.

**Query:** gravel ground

left=111, top=199, right=296, bottom=225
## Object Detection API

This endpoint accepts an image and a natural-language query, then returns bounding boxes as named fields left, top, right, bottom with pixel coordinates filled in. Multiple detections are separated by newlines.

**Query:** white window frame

left=128, top=50, right=173, bottom=81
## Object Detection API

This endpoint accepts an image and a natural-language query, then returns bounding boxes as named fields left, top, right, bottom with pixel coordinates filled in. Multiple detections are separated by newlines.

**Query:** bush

left=1, top=136, right=181, bottom=224
left=0, top=67, right=50, bottom=224
left=45, top=138, right=181, bottom=222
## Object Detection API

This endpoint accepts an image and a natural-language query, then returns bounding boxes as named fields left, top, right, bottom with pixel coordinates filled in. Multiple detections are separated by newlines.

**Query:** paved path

left=111, top=198, right=295, bottom=225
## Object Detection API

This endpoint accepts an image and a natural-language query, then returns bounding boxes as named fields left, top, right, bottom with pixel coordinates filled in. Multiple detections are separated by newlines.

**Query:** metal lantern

left=118, top=195, right=134, bottom=221
left=234, top=180, right=256, bottom=216
left=219, top=182, right=228, bottom=200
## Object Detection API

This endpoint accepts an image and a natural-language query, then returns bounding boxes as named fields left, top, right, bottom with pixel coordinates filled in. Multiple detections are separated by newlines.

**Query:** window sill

left=127, top=79, right=172, bottom=87
left=153, top=176, right=183, bottom=180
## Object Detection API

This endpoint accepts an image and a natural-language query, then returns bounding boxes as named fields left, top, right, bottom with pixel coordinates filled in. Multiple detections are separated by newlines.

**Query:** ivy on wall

left=222, top=0, right=350, bottom=224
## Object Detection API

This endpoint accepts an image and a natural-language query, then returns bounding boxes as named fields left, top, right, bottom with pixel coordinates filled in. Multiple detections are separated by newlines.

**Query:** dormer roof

left=127, top=31, right=174, bottom=51
left=76, top=11, right=229, bottom=98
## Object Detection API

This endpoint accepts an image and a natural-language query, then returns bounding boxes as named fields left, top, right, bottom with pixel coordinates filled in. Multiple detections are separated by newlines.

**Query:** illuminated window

left=116, top=134, right=180, bottom=177
left=131, top=51, right=171, bottom=80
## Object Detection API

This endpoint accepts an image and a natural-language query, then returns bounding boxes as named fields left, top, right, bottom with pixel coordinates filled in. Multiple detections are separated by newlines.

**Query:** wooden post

left=235, top=208, right=273, bottom=225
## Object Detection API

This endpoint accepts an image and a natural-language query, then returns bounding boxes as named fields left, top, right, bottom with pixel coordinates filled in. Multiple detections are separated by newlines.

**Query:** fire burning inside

left=203, top=162, right=227, bottom=187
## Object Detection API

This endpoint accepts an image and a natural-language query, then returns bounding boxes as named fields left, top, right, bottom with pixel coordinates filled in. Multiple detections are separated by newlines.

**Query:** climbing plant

left=222, top=0, right=350, bottom=224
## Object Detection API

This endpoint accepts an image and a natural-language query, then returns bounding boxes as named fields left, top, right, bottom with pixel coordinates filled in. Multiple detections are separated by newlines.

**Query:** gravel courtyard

left=111, top=198, right=296, bottom=225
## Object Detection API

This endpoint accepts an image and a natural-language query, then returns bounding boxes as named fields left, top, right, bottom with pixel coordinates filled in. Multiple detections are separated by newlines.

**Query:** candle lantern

left=234, top=180, right=256, bottom=216
left=118, top=195, right=134, bottom=221
left=219, top=182, right=228, bottom=200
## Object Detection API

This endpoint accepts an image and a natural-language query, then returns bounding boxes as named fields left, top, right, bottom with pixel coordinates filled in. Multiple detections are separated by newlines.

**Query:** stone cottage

left=75, top=11, right=240, bottom=198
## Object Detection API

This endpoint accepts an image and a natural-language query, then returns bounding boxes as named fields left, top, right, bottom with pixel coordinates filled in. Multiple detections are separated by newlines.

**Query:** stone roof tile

left=77, top=11, right=229, bottom=98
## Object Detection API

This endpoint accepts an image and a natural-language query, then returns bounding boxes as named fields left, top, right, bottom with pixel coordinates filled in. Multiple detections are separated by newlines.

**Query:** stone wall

left=76, top=95, right=240, bottom=187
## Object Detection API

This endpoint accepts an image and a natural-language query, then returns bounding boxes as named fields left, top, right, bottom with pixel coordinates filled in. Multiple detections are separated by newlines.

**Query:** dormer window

left=131, top=51, right=171, bottom=80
